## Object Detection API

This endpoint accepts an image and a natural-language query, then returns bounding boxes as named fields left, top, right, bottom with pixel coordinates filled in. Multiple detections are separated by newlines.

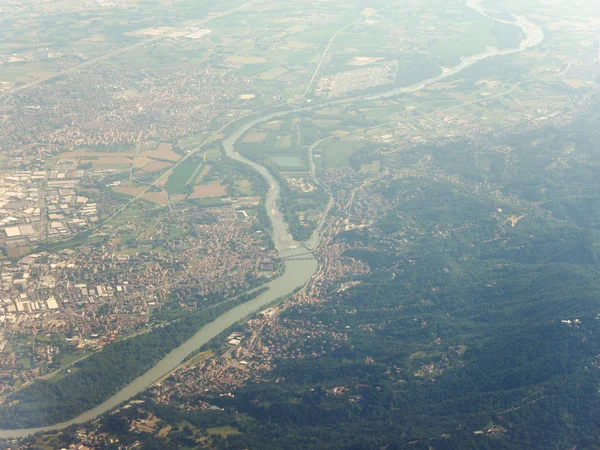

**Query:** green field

left=189, top=197, right=227, bottom=208
left=271, top=155, right=305, bottom=169
left=165, top=161, right=203, bottom=194
left=322, top=140, right=360, bottom=167
left=188, top=163, right=208, bottom=185
left=237, top=180, right=254, bottom=196
left=207, top=426, right=241, bottom=437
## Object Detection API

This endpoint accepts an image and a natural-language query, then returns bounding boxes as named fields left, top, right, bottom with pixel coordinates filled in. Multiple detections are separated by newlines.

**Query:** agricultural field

left=237, top=118, right=315, bottom=173
left=272, top=155, right=305, bottom=170
left=320, top=139, right=361, bottom=168
left=106, top=147, right=262, bottom=206
left=0, top=61, right=60, bottom=84
left=46, top=147, right=135, bottom=170
left=164, top=160, right=203, bottom=195
left=236, top=180, right=254, bottom=196
left=112, top=186, right=168, bottom=205
left=189, top=183, right=228, bottom=199
left=138, top=143, right=182, bottom=163
left=44, top=143, right=182, bottom=174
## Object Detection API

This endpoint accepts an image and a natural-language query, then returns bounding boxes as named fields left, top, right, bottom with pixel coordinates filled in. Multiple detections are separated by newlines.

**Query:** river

left=0, top=0, right=544, bottom=439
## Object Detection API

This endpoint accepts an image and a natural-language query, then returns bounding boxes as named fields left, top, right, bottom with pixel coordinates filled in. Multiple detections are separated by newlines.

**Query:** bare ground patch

left=190, top=183, right=227, bottom=198
left=243, top=132, right=267, bottom=143
left=259, top=66, right=288, bottom=80
left=134, top=156, right=154, bottom=169
left=113, top=186, right=146, bottom=197
left=140, top=143, right=182, bottom=162
left=141, top=161, right=172, bottom=173
left=507, top=215, right=526, bottom=227
left=142, top=192, right=168, bottom=205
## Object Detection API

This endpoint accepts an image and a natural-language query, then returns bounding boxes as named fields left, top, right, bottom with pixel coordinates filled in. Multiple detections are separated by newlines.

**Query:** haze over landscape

left=0, top=0, right=597, bottom=448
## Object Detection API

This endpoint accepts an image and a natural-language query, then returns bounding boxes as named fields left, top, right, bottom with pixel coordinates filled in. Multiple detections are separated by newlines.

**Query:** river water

left=0, top=0, right=544, bottom=439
